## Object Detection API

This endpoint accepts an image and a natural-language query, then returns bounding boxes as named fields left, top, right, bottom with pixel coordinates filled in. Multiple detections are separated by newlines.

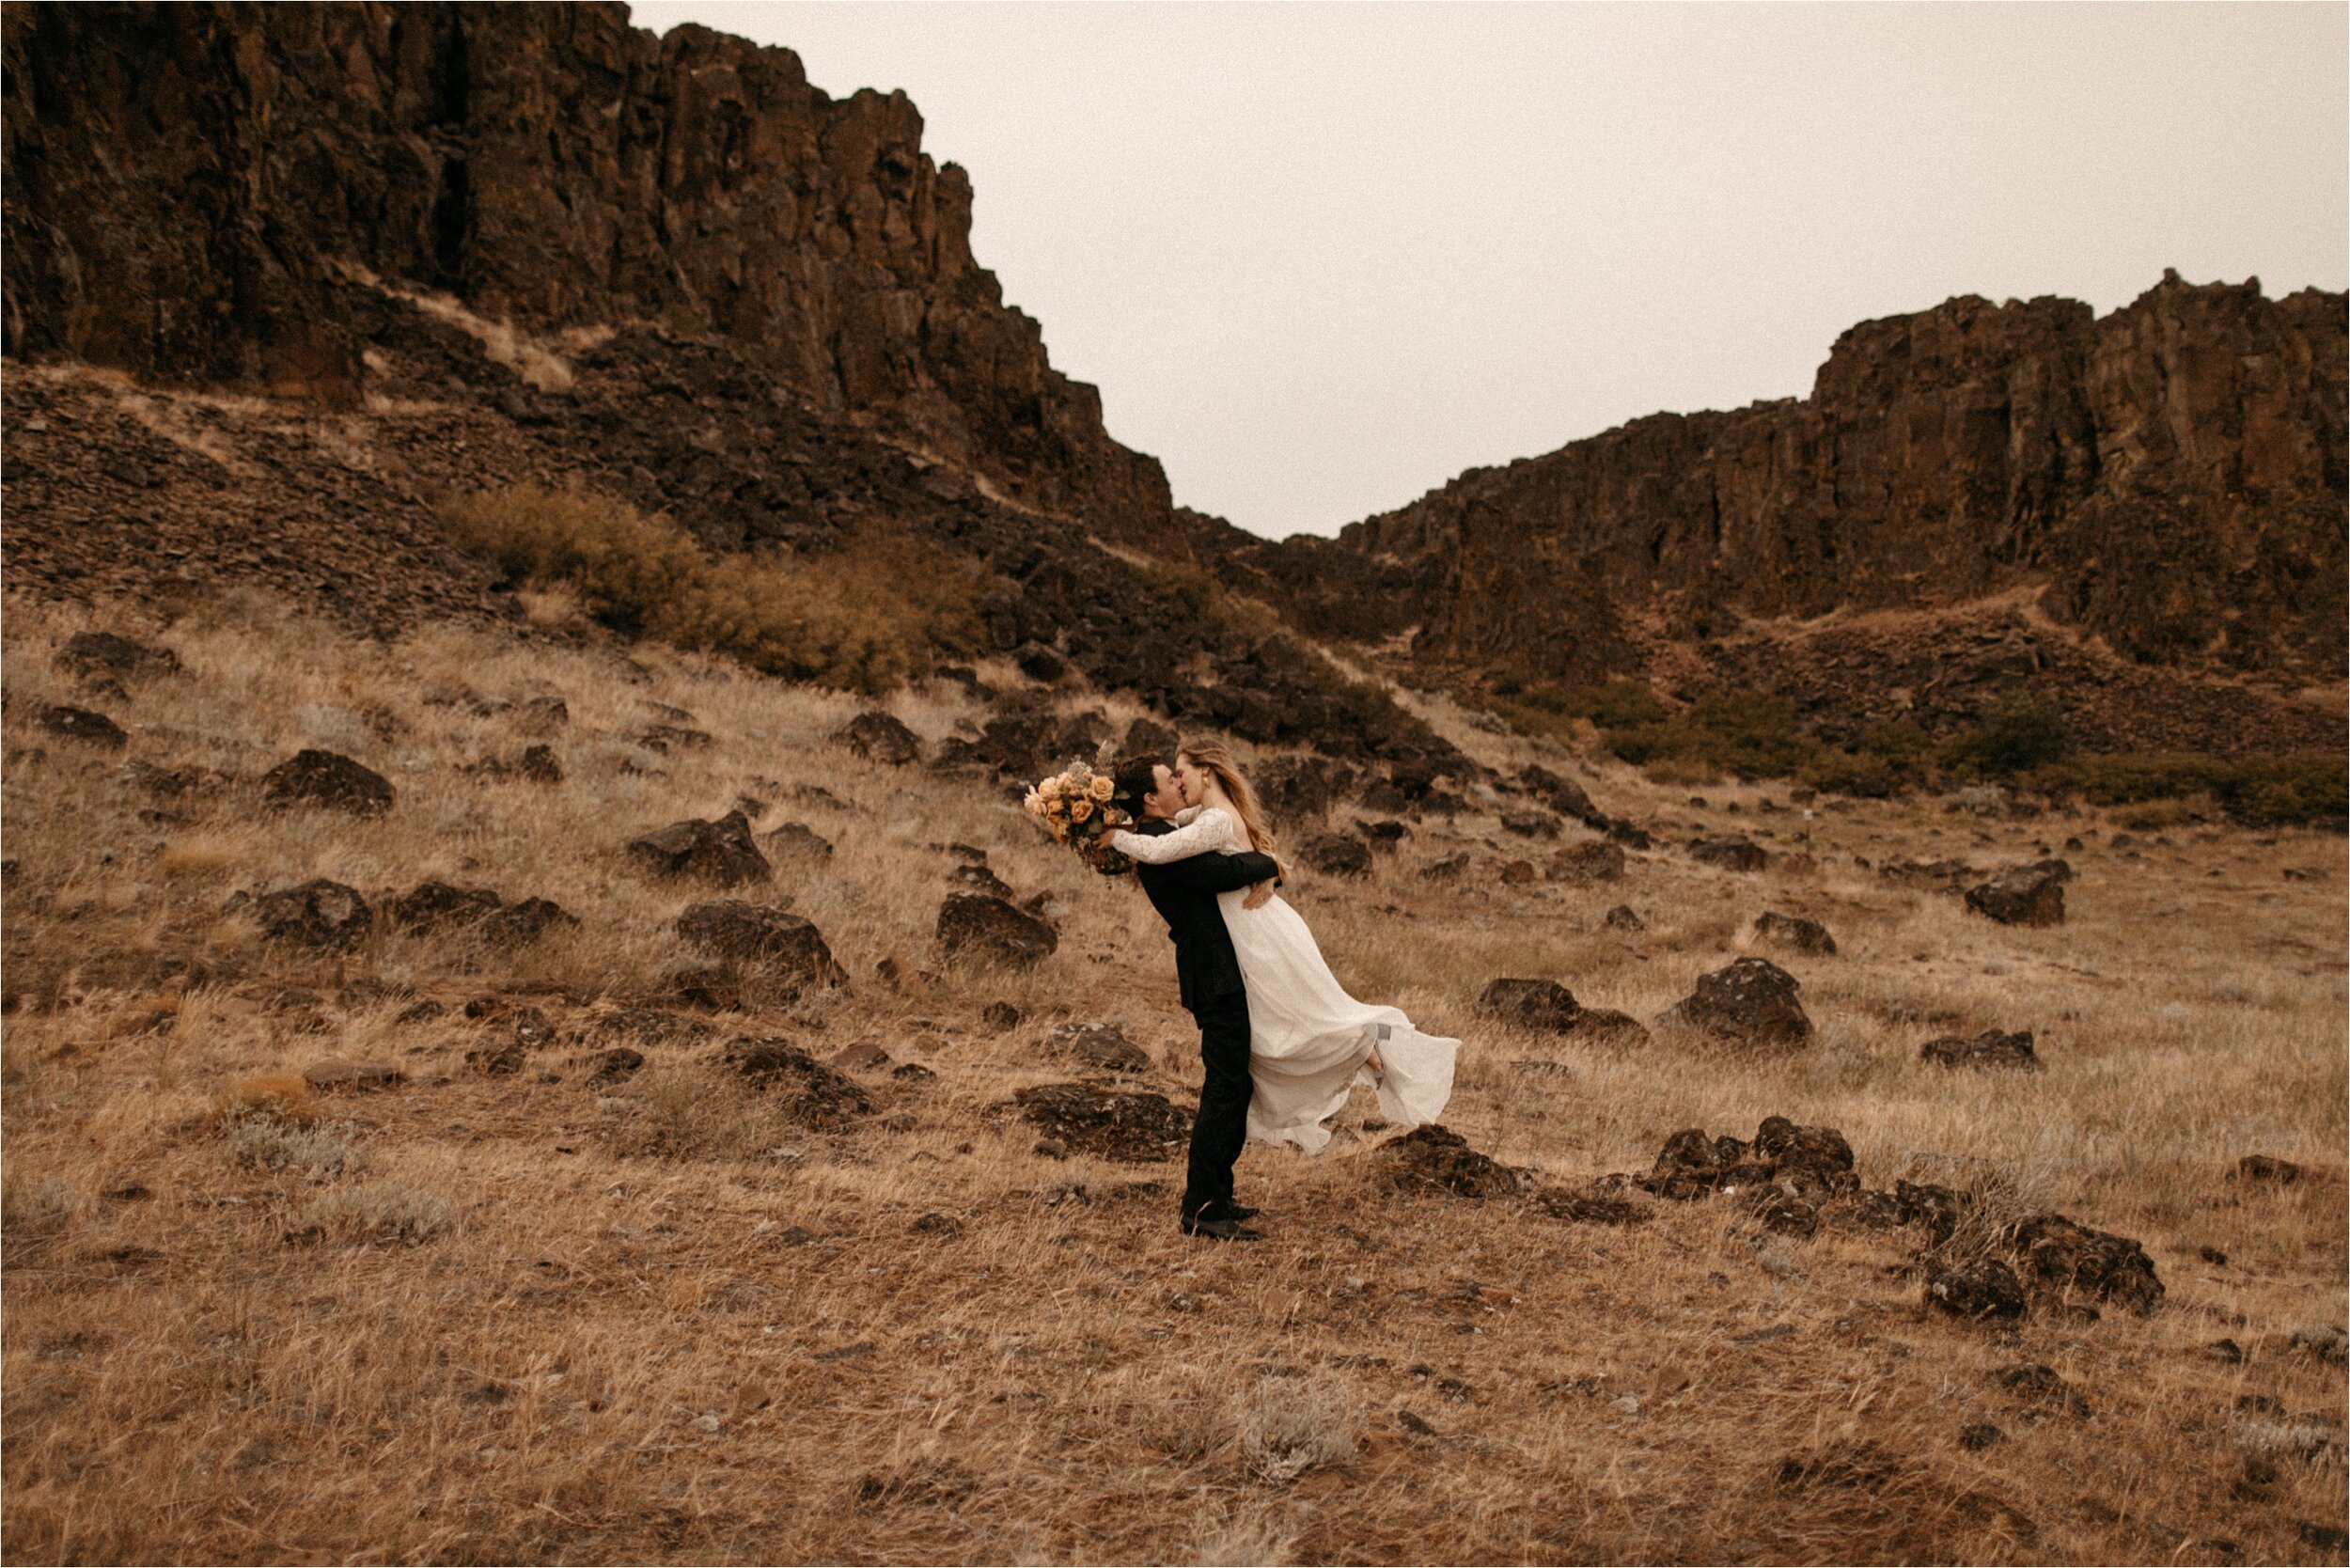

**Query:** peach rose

left=1069, top=797, right=1093, bottom=823
left=1089, top=775, right=1115, bottom=802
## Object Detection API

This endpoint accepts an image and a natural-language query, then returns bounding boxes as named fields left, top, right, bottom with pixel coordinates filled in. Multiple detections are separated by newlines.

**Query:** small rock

left=830, top=1041, right=893, bottom=1073
left=39, top=705, right=127, bottom=748
left=1919, top=1028, right=2040, bottom=1071
left=1688, top=836, right=1768, bottom=872
left=1047, top=1022, right=1152, bottom=1074
left=1498, top=859, right=1537, bottom=886
left=300, top=1058, right=403, bottom=1092
left=1299, top=834, right=1373, bottom=877
left=763, top=822, right=834, bottom=858
left=1501, top=812, right=1560, bottom=839
left=626, top=810, right=771, bottom=886
left=678, top=902, right=844, bottom=989
left=2235, top=1154, right=2303, bottom=1184
left=1009, top=1083, right=1191, bottom=1164
left=936, top=894, right=1058, bottom=967
left=1958, top=1422, right=2005, bottom=1450
left=1600, top=904, right=1644, bottom=932
left=952, top=862, right=1015, bottom=900
left=833, top=711, right=922, bottom=765
left=1992, top=1363, right=2090, bottom=1419
left=1964, top=866, right=2066, bottom=927
left=1751, top=911, right=1837, bottom=955
left=1479, top=978, right=1581, bottom=1031
left=261, top=749, right=394, bottom=816
left=2289, top=1325, right=2347, bottom=1368
left=1369, top=1124, right=1529, bottom=1199
left=981, top=1001, right=1023, bottom=1032
left=1924, top=1258, right=2029, bottom=1322
left=518, top=744, right=563, bottom=783
left=56, top=631, right=178, bottom=681
left=1547, top=840, right=1625, bottom=884
left=250, top=880, right=373, bottom=952
left=475, top=897, right=580, bottom=949
left=589, top=1047, right=645, bottom=1084
left=387, top=881, right=502, bottom=933
left=1657, top=957, right=1811, bottom=1047
left=720, top=1037, right=871, bottom=1124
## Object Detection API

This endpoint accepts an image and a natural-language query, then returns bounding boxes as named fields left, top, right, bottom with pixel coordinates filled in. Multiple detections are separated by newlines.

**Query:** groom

left=1097, top=758, right=1283, bottom=1243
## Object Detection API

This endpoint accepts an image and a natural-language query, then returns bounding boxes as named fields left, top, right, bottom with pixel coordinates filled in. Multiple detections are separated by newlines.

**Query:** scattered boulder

left=1548, top=840, right=1625, bottom=884
left=2234, top=1154, right=2303, bottom=1184
left=1502, top=812, right=1560, bottom=839
left=1601, top=904, right=1644, bottom=932
left=1992, top=1363, right=2091, bottom=1419
left=1355, top=819, right=1409, bottom=850
left=467, top=1038, right=527, bottom=1076
left=1010, top=1082, right=1192, bottom=1163
left=1877, top=857, right=1981, bottom=891
left=475, top=898, right=581, bottom=949
left=1964, top=866, right=2066, bottom=927
left=720, top=1037, right=871, bottom=1124
left=1299, top=834, right=1372, bottom=877
left=1959, top=1422, right=2007, bottom=1450
left=2006, top=1212, right=2164, bottom=1313
left=981, top=1001, right=1023, bottom=1032
left=830, top=1042, right=893, bottom=1074
left=1370, top=1124, right=1530, bottom=1199
left=2289, top=1325, right=2347, bottom=1368
left=1530, top=1182, right=1652, bottom=1225
left=1924, top=1258, right=2029, bottom=1322
left=300, top=1058, right=403, bottom=1092
left=1046, top=1023, right=1152, bottom=1074
left=762, top=822, right=834, bottom=858
left=588, top=1047, right=645, bottom=1084
left=588, top=1008, right=711, bottom=1046
left=1643, top=1116, right=1856, bottom=1222
left=39, top=705, right=127, bottom=747
left=1657, top=958, right=1810, bottom=1047
left=387, top=881, right=501, bottom=933
left=834, top=711, right=922, bottom=765
left=1688, top=836, right=1767, bottom=872
left=1014, top=643, right=1066, bottom=682
left=626, top=810, right=770, bottom=886
left=250, top=880, right=373, bottom=951
left=1479, top=979, right=1582, bottom=1032
left=55, top=631, right=178, bottom=681
left=1517, top=764, right=1601, bottom=825
left=1566, top=1009, right=1651, bottom=1047
left=951, top=862, right=1015, bottom=900
left=1920, top=1028, right=2040, bottom=1071
left=1751, top=912, right=1837, bottom=955
left=677, top=902, right=844, bottom=988
left=1498, top=860, right=1537, bottom=886
left=635, top=723, right=713, bottom=753
left=262, top=749, right=393, bottom=815
left=936, top=894, right=1058, bottom=966
left=1420, top=853, right=1470, bottom=881
left=518, top=744, right=563, bottom=783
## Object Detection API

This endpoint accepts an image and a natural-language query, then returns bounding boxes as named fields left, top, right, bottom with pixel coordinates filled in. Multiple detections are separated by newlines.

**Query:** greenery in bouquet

left=1023, top=760, right=1136, bottom=874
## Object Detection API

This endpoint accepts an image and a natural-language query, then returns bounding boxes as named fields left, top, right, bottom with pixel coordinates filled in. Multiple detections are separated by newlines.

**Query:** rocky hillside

left=1, top=1, right=1166, bottom=542
left=1210, top=274, right=2347, bottom=690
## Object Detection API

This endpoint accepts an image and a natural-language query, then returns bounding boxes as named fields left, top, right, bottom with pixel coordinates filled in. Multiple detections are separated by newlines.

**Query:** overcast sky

left=628, top=2, right=2348, bottom=541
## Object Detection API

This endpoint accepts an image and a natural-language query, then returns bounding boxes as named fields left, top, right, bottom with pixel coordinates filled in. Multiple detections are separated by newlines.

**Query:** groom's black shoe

left=1198, top=1200, right=1261, bottom=1224
left=1180, top=1215, right=1263, bottom=1242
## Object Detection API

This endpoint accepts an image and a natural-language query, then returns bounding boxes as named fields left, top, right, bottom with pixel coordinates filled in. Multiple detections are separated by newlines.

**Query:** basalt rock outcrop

left=1, top=2, right=1167, bottom=544
left=1218, top=275, right=2345, bottom=686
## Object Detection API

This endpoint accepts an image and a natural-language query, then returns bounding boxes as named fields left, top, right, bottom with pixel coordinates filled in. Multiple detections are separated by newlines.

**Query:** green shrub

left=2033, top=748, right=2344, bottom=826
left=440, top=482, right=983, bottom=694
left=1939, top=698, right=2072, bottom=778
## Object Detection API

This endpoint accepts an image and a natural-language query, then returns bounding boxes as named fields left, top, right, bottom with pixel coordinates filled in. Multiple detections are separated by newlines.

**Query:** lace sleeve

left=1108, top=808, right=1235, bottom=865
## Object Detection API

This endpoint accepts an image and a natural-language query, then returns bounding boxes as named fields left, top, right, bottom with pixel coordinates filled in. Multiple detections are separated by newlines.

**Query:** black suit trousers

left=1182, top=988, right=1254, bottom=1221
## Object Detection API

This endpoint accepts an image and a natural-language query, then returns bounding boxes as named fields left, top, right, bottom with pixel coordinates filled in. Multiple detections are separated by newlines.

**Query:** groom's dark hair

left=1109, top=758, right=1162, bottom=812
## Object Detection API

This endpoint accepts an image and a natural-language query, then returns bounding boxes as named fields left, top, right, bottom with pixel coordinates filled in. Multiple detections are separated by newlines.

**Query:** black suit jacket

left=1130, top=818, right=1282, bottom=1014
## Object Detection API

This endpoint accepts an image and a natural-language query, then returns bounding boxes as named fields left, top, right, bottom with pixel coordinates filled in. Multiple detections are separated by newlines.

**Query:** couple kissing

left=1081, top=741, right=1459, bottom=1242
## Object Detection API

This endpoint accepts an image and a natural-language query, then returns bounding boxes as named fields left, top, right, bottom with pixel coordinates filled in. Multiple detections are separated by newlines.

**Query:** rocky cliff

left=1, top=1, right=1169, bottom=541
left=1214, top=274, right=2346, bottom=684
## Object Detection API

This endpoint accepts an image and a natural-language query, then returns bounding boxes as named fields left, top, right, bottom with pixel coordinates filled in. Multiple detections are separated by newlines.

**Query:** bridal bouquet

left=1024, top=760, right=1135, bottom=873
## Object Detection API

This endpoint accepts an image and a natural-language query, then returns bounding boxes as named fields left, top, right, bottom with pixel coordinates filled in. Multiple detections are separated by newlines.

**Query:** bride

left=1106, top=739, right=1458, bottom=1153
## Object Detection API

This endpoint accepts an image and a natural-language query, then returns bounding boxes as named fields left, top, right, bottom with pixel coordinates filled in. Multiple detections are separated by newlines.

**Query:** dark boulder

left=1992, top=1363, right=2091, bottom=1418
left=1658, top=957, right=1811, bottom=1047
left=951, top=862, right=1015, bottom=900
left=2006, top=1212, right=2164, bottom=1314
left=251, top=880, right=372, bottom=951
left=1964, top=867, right=2066, bottom=927
left=763, top=822, right=835, bottom=858
left=1920, top=1028, right=2041, bottom=1071
left=1502, top=812, right=1561, bottom=839
left=1878, top=857, right=1982, bottom=891
left=1565, top=1009, right=1651, bottom=1047
left=1299, top=834, right=1372, bottom=877
left=40, top=705, right=127, bottom=747
left=476, top=897, right=581, bottom=949
left=2235, top=1154, right=2304, bottom=1184
left=1751, top=911, right=1837, bottom=955
left=1419, top=852, right=1470, bottom=881
left=936, top=893, right=1058, bottom=966
left=1548, top=840, right=1626, bottom=884
left=1600, top=903, right=1644, bottom=932
left=1046, top=1022, right=1152, bottom=1074
left=1479, top=978, right=1582, bottom=1031
left=1120, top=716, right=1180, bottom=764
left=1370, top=1124, right=1530, bottom=1199
left=262, top=749, right=393, bottom=815
left=1010, top=1082, right=1192, bottom=1163
left=1924, top=1258, right=2029, bottom=1322
left=1688, top=836, right=1768, bottom=872
left=721, top=1037, right=871, bottom=1124
left=834, top=710, right=922, bottom=765
left=677, top=902, right=844, bottom=988
left=387, top=881, right=502, bottom=933
left=1517, top=764, right=1601, bottom=825
left=626, top=810, right=770, bottom=886
left=56, top=631, right=178, bottom=681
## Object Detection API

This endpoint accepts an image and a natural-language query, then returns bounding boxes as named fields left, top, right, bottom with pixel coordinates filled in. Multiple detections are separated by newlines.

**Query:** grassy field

left=3, top=591, right=2343, bottom=1564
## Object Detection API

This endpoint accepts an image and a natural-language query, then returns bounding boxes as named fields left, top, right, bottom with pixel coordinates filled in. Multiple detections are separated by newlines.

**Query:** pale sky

left=629, top=2, right=2349, bottom=540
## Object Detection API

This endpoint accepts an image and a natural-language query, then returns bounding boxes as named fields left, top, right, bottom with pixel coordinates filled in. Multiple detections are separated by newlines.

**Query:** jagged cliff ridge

left=1211, top=274, right=2348, bottom=684
left=1, top=2, right=1167, bottom=542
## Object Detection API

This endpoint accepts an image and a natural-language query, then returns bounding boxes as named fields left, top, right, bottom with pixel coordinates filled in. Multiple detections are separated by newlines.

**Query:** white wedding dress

left=1111, top=806, right=1459, bottom=1153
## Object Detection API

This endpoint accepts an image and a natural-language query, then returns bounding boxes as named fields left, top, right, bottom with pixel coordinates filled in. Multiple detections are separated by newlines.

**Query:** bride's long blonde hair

left=1177, top=737, right=1289, bottom=881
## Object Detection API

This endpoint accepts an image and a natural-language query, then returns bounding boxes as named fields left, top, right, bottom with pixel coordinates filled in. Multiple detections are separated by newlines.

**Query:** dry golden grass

left=3, top=590, right=2344, bottom=1564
